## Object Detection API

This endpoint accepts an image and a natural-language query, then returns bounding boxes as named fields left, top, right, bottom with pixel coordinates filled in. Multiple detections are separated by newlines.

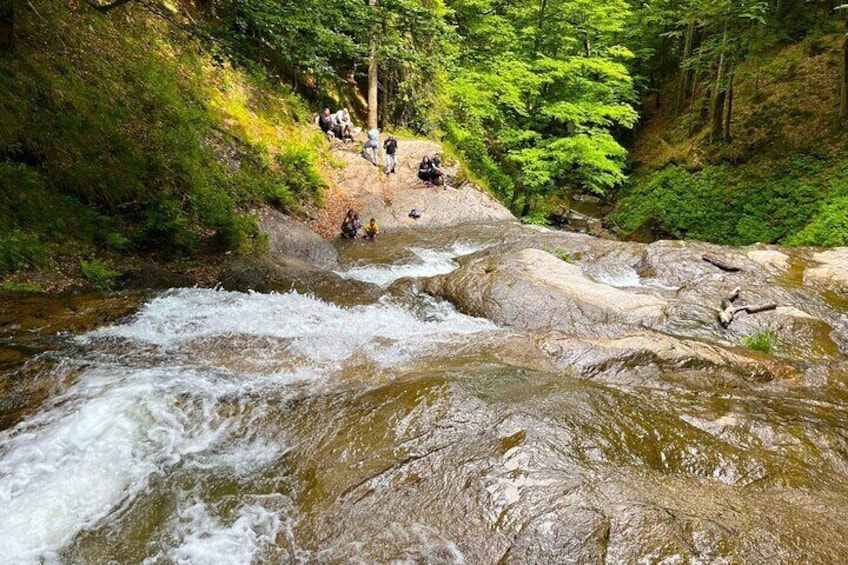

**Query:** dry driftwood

left=718, top=286, right=777, bottom=327
left=703, top=253, right=741, bottom=272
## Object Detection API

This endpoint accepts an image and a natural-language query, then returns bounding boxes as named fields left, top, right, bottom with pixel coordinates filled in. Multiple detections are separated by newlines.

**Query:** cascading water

left=0, top=286, right=498, bottom=563
left=3, top=226, right=848, bottom=563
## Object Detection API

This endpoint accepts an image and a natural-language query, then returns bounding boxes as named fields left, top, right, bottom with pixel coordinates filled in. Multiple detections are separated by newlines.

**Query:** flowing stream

left=2, top=224, right=848, bottom=563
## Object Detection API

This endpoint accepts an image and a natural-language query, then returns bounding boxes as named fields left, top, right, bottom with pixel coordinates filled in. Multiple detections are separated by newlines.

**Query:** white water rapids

left=0, top=242, right=497, bottom=563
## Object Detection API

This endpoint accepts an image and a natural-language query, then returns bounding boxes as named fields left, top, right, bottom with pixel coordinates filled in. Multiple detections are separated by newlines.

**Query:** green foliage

left=275, top=143, right=326, bottom=202
left=0, top=232, right=46, bottom=276
left=742, top=330, right=776, bottom=353
left=80, top=259, right=122, bottom=291
left=441, top=0, right=637, bottom=215
left=1, top=282, right=44, bottom=293
left=0, top=1, right=329, bottom=272
left=786, top=196, right=848, bottom=247
left=614, top=155, right=845, bottom=246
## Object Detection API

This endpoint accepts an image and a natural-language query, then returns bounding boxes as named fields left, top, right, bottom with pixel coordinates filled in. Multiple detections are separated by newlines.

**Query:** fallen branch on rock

left=703, top=253, right=741, bottom=272
left=719, top=286, right=777, bottom=327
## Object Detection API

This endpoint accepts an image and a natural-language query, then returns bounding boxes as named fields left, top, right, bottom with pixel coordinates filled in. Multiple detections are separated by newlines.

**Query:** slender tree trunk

left=676, top=19, right=695, bottom=114
left=521, top=194, right=532, bottom=218
left=0, top=0, right=13, bottom=52
left=723, top=69, right=734, bottom=141
left=710, top=22, right=728, bottom=143
left=841, top=18, right=848, bottom=119
left=367, top=0, right=379, bottom=129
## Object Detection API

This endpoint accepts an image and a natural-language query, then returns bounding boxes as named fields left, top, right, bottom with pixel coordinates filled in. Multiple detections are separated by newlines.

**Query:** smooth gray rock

left=260, top=209, right=339, bottom=269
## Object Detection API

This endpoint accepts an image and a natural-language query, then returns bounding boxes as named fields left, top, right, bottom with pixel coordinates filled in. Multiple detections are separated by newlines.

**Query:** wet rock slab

left=423, top=248, right=667, bottom=335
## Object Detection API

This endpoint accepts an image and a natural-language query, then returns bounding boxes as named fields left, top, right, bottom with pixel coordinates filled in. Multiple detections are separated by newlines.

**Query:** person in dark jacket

left=418, top=156, right=435, bottom=187
left=383, top=136, right=398, bottom=174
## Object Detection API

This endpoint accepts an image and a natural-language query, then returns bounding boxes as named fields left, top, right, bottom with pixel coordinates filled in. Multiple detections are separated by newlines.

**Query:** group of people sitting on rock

left=318, top=108, right=358, bottom=142
left=418, top=154, right=446, bottom=188
left=340, top=209, right=379, bottom=240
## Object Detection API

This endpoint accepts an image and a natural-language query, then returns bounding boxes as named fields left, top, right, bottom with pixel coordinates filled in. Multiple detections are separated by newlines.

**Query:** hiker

left=418, top=156, right=436, bottom=187
left=334, top=108, right=353, bottom=141
left=363, top=218, right=380, bottom=240
left=362, top=127, right=380, bottom=166
left=340, top=209, right=358, bottom=239
left=318, top=108, right=335, bottom=140
left=408, top=209, right=422, bottom=220
left=431, top=153, right=447, bottom=186
left=383, top=135, right=398, bottom=174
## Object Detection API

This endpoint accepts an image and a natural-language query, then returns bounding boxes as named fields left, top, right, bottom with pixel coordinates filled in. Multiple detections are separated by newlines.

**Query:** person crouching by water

left=363, top=218, right=380, bottom=241
left=341, top=209, right=361, bottom=239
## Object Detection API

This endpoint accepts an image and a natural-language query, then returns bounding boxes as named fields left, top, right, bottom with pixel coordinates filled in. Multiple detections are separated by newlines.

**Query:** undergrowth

left=0, top=1, right=326, bottom=279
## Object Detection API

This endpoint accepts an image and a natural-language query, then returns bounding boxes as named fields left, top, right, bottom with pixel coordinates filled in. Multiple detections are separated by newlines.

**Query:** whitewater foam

left=0, top=288, right=497, bottom=562
left=336, top=242, right=485, bottom=286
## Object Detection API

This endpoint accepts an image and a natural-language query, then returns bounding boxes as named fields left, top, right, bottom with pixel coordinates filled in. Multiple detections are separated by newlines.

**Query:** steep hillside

left=0, top=0, right=326, bottom=290
left=614, top=33, right=848, bottom=247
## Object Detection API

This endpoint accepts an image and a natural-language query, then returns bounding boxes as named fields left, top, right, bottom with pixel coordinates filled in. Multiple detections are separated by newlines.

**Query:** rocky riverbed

left=2, top=141, right=848, bottom=562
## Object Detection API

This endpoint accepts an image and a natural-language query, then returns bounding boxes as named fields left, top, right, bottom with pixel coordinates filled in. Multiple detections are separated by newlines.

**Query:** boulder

left=260, top=209, right=339, bottom=269
left=805, top=248, right=848, bottom=293
left=423, top=248, right=667, bottom=335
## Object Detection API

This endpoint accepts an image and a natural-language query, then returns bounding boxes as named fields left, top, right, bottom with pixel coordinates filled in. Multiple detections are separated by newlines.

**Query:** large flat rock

left=313, top=139, right=514, bottom=236
left=423, top=248, right=667, bottom=334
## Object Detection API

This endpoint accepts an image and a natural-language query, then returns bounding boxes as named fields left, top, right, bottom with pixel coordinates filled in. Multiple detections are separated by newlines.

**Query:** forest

left=0, top=0, right=847, bottom=285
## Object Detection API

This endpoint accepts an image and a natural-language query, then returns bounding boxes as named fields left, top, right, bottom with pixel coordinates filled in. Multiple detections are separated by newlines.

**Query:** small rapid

left=0, top=288, right=498, bottom=563
left=335, top=242, right=485, bottom=287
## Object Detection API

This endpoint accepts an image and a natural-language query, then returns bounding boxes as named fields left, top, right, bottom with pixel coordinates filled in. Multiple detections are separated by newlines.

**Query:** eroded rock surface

left=806, top=247, right=848, bottom=293
left=260, top=208, right=339, bottom=269
left=424, top=248, right=667, bottom=335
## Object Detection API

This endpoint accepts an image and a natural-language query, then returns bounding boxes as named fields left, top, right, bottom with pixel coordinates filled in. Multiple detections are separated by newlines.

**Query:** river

left=1, top=222, right=848, bottom=563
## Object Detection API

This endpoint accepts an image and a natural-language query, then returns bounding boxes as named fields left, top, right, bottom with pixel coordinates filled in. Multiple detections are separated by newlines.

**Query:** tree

left=367, top=0, right=378, bottom=129
left=443, top=0, right=637, bottom=215
left=840, top=4, right=848, bottom=118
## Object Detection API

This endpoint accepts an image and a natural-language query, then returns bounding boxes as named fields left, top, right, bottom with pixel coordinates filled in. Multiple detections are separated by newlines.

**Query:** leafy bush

left=275, top=143, right=326, bottom=202
left=80, top=259, right=122, bottom=291
left=742, top=330, right=776, bottom=353
left=786, top=196, right=848, bottom=247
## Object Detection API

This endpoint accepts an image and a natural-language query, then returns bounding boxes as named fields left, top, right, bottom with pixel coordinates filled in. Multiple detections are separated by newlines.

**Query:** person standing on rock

left=362, top=127, right=380, bottom=166
left=383, top=135, right=398, bottom=174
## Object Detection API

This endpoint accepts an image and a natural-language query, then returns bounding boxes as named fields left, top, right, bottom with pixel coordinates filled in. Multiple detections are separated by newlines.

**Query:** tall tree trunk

left=723, top=69, right=734, bottom=141
left=709, top=22, right=728, bottom=143
left=676, top=19, right=695, bottom=114
left=367, top=0, right=379, bottom=129
left=841, top=17, right=848, bottom=119
left=0, top=0, right=13, bottom=52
